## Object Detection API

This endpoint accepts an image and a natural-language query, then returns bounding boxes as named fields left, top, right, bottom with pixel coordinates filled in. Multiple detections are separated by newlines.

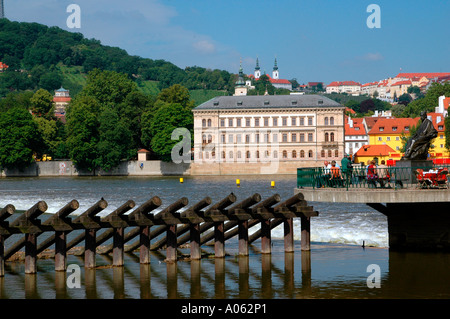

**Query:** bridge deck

left=295, top=188, right=450, bottom=204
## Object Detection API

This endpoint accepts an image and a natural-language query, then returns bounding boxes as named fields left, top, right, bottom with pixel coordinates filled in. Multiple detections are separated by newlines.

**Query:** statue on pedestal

left=403, top=111, right=438, bottom=160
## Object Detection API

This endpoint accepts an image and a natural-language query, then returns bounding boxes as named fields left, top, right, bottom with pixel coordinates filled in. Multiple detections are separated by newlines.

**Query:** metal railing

left=297, top=165, right=450, bottom=190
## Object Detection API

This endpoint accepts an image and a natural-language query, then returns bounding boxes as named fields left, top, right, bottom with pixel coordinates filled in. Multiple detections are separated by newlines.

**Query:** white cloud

left=361, top=52, right=384, bottom=61
left=193, top=40, right=216, bottom=54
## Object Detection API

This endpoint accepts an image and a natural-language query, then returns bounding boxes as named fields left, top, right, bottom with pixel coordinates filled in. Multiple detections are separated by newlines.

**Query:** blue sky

left=4, top=0, right=450, bottom=85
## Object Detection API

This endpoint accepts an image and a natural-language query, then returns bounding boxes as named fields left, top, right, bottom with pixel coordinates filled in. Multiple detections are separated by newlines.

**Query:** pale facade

left=191, top=95, right=345, bottom=175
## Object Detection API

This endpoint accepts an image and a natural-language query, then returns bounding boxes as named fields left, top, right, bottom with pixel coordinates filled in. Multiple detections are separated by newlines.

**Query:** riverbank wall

left=1, top=160, right=191, bottom=177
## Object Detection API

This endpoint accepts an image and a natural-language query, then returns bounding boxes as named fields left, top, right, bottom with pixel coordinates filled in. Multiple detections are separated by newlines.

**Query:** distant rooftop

left=194, top=95, right=343, bottom=110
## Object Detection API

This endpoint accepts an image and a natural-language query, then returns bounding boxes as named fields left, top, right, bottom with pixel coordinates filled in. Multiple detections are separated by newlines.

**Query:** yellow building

left=368, top=117, right=419, bottom=156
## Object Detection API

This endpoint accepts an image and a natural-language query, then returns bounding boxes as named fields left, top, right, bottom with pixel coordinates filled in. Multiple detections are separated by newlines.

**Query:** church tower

left=272, top=57, right=279, bottom=79
left=254, top=57, right=261, bottom=79
left=234, top=61, right=248, bottom=96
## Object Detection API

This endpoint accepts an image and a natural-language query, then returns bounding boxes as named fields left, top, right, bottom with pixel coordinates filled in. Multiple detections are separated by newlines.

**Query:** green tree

left=404, top=82, right=450, bottom=117
left=65, top=96, right=100, bottom=171
left=30, top=88, right=54, bottom=119
left=445, top=116, right=450, bottom=154
left=149, top=102, right=193, bottom=162
left=0, top=108, right=42, bottom=170
left=95, top=108, right=133, bottom=171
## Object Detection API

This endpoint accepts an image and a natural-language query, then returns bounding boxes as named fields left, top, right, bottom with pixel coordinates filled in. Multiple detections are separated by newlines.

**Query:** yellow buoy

left=180, top=177, right=184, bottom=183
left=271, top=181, right=275, bottom=188
left=236, top=179, right=240, bottom=187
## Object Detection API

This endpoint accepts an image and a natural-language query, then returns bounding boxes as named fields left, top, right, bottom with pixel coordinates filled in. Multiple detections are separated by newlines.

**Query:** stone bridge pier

left=296, top=189, right=450, bottom=251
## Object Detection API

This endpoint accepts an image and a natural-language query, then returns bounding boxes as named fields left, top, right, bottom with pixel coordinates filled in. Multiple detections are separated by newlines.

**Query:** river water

left=1, top=175, right=450, bottom=300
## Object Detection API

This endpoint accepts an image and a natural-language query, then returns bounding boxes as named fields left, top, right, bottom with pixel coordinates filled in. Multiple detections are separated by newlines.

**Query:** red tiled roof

left=345, top=107, right=356, bottom=114
left=53, top=97, right=71, bottom=103
left=396, top=72, right=450, bottom=79
left=427, top=112, right=446, bottom=131
left=390, top=80, right=412, bottom=86
left=138, top=149, right=150, bottom=153
left=345, top=123, right=367, bottom=136
left=328, top=81, right=361, bottom=87
left=247, top=74, right=291, bottom=85
left=369, top=117, right=419, bottom=135
left=0, top=62, right=9, bottom=69
left=355, top=144, right=396, bottom=157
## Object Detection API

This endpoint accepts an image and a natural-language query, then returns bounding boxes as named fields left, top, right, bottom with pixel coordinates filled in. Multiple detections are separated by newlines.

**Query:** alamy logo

left=66, top=4, right=81, bottom=29
left=66, top=264, right=81, bottom=288
left=366, top=4, right=381, bottom=29
left=366, top=264, right=381, bottom=288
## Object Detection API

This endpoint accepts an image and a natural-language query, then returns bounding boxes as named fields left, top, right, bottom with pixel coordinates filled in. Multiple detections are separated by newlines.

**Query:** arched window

left=246, top=151, right=251, bottom=159
left=325, top=133, right=329, bottom=142
left=207, top=119, right=212, bottom=127
left=282, top=150, right=288, bottom=158
left=324, top=117, right=329, bottom=125
left=292, top=150, right=297, bottom=158
left=207, top=135, right=212, bottom=143
left=202, top=134, right=207, bottom=144
left=202, top=119, right=206, bottom=127
left=328, top=150, right=332, bottom=157
left=330, top=117, right=335, bottom=125
left=308, top=150, right=313, bottom=158
left=330, top=132, right=335, bottom=142
left=300, top=150, right=305, bottom=158
left=237, top=151, right=242, bottom=159
left=222, top=151, right=225, bottom=159
left=321, top=150, right=325, bottom=158
left=335, top=150, right=339, bottom=157
left=273, top=151, right=278, bottom=158
left=256, top=151, right=260, bottom=159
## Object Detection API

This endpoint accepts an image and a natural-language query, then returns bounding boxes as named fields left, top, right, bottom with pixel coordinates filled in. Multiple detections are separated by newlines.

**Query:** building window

left=221, top=134, right=225, bottom=143
left=282, top=150, right=288, bottom=158
left=207, top=119, right=212, bottom=127
left=255, top=134, right=260, bottom=143
left=237, top=134, right=242, bottom=143
left=439, top=126, right=444, bottom=130
left=220, top=119, right=225, bottom=127
left=229, top=151, right=233, bottom=159
left=325, top=133, right=329, bottom=142
left=300, top=117, right=304, bottom=126
left=392, top=127, right=397, bottom=131
left=292, top=150, right=297, bottom=158
left=300, top=150, right=305, bottom=158
left=228, top=119, right=233, bottom=127
left=246, top=151, right=251, bottom=159
left=328, top=150, right=332, bottom=157
left=308, top=117, right=313, bottom=126
left=330, top=117, right=334, bottom=125
left=273, top=151, right=278, bottom=158
left=202, top=134, right=207, bottom=144
left=330, top=132, right=334, bottom=142
left=404, top=126, right=409, bottom=131
left=245, top=134, right=250, bottom=143
left=264, top=118, right=269, bottom=126
left=228, top=134, right=233, bottom=143
left=321, top=150, right=325, bottom=158
left=256, top=151, right=260, bottom=159
left=273, top=118, right=278, bottom=126
left=222, top=151, right=225, bottom=159
left=246, top=118, right=251, bottom=127
left=282, top=117, right=288, bottom=126
left=208, top=135, right=212, bottom=143
left=264, top=133, right=269, bottom=142
left=255, top=118, right=260, bottom=127
left=334, top=150, right=338, bottom=157
left=300, top=134, right=305, bottom=142
left=378, top=137, right=382, bottom=141
left=324, top=117, right=329, bottom=126
left=440, top=134, right=444, bottom=139
left=396, top=136, right=399, bottom=141
left=236, top=118, right=241, bottom=127
left=237, top=151, right=242, bottom=159
left=308, top=133, right=313, bottom=142
left=386, top=136, right=390, bottom=141
left=292, top=133, right=297, bottom=142
left=308, top=150, right=313, bottom=158
left=292, top=117, right=296, bottom=126
left=282, top=133, right=288, bottom=142
left=273, top=133, right=278, bottom=142
left=202, top=119, right=206, bottom=127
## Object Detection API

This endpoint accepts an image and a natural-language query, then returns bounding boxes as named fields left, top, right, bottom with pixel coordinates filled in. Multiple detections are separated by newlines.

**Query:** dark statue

left=403, top=111, right=438, bottom=160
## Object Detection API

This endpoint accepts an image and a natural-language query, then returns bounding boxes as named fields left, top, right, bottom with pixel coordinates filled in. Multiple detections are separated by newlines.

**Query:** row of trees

left=0, top=69, right=194, bottom=171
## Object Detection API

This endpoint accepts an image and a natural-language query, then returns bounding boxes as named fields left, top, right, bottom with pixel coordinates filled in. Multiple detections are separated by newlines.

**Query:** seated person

left=367, top=160, right=378, bottom=187
left=377, top=160, right=389, bottom=187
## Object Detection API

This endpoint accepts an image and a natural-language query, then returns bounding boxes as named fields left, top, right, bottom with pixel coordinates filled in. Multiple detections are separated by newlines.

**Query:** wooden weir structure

left=0, top=193, right=317, bottom=276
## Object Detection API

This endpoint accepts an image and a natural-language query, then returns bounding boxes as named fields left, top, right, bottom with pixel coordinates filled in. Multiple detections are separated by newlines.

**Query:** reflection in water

left=2, top=241, right=450, bottom=299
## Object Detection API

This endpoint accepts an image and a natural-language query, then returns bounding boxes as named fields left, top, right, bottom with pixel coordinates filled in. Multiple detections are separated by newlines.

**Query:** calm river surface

left=1, top=175, right=450, bottom=299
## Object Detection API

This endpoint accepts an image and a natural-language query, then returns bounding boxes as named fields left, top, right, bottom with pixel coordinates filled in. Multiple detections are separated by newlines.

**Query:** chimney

left=438, top=95, right=445, bottom=114
left=348, top=116, right=353, bottom=128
